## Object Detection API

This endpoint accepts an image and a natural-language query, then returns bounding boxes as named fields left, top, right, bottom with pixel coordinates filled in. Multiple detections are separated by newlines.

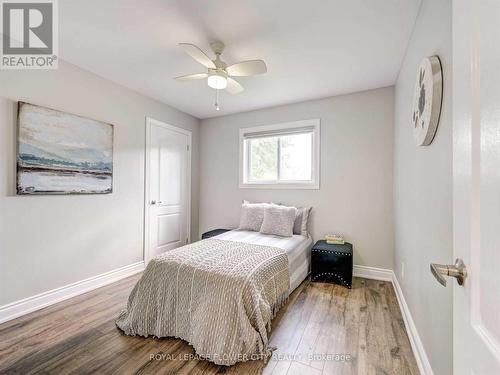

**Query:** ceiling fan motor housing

left=208, top=68, right=228, bottom=78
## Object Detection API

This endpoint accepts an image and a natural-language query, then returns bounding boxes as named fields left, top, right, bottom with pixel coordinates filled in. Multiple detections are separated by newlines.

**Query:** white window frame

left=239, top=119, right=320, bottom=189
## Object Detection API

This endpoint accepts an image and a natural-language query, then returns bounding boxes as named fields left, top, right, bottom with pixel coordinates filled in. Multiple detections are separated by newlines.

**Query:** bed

left=116, top=229, right=312, bottom=366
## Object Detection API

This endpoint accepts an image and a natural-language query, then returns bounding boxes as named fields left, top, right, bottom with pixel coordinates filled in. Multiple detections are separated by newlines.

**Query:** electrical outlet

left=401, top=261, right=405, bottom=280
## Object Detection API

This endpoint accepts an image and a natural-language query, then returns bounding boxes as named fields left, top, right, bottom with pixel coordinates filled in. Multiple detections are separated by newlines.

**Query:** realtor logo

left=1, top=0, right=58, bottom=69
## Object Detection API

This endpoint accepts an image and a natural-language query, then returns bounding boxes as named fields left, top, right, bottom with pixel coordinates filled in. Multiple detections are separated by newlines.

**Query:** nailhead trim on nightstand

left=311, top=249, right=352, bottom=256
left=311, top=272, right=352, bottom=289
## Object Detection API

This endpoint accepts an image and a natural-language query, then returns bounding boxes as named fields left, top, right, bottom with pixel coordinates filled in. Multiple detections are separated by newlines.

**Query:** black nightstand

left=201, top=228, right=231, bottom=239
left=311, top=240, right=353, bottom=288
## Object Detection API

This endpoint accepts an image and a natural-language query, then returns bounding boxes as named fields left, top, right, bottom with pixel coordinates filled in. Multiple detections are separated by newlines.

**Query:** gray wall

left=0, top=61, right=200, bottom=306
left=199, top=87, right=395, bottom=269
left=393, top=0, right=452, bottom=374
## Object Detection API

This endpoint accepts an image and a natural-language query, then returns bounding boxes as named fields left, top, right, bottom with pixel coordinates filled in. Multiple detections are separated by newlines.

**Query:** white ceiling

left=60, top=0, right=421, bottom=119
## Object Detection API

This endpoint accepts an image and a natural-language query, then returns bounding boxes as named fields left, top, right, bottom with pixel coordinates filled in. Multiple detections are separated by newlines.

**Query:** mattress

left=214, top=229, right=312, bottom=292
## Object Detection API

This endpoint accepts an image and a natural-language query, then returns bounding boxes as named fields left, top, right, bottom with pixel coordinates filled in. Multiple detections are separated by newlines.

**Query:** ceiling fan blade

left=226, top=77, right=244, bottom=94
left=179, top=43, right=216, bottom=69
left=175, top=73, right=208, bottom=81
left=226, top=60, right=267, bottom=76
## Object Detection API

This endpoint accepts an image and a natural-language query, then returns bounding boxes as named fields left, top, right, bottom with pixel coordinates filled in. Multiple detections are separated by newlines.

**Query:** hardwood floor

left=0, top=275, right=419, bottom=375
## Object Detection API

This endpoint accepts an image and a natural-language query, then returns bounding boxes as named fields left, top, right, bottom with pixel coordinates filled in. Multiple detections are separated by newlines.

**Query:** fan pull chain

left=214, top=89, right=220, bottom=111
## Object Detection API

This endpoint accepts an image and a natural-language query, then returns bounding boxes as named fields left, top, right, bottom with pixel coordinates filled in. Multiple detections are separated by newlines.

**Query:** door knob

left=150, top=200, right=156, bottom=205
left=430, top=258, right=467, bottom=287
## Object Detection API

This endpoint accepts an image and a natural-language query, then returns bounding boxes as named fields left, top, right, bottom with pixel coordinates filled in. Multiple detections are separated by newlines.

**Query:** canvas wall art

left=17, top=102, right=113, bottom=194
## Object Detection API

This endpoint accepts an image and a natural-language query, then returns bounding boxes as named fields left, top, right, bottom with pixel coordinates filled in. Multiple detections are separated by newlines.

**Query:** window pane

left=248, top=137, right=278, bottom=181
left=279, top=132, right=312, bottom=181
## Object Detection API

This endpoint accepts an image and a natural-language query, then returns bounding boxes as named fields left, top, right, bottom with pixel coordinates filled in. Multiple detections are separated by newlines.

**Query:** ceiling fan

left=175, top=41, right=267, bottom=110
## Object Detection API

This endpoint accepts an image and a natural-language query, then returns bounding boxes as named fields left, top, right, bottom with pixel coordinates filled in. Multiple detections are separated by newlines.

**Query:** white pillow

left=260, top=205, right=297, bottom=237
left=238, top=202, right=270, bottom=231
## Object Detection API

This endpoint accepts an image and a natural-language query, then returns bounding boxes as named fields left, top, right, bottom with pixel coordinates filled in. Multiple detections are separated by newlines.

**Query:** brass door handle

left=430, top=259, right=467, bottom=287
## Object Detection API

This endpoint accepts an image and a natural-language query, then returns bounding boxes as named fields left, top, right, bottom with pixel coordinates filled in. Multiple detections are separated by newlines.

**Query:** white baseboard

left=353, top=264, right=393, bottom=281
left=391, top=272, right=434, bottom=375
left=353, top=265, right=433, bottom=375
left=0, top=261, right=145, bottom=324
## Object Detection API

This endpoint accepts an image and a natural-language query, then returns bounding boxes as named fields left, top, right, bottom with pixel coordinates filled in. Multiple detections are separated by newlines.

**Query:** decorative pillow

left=296, top=206, right=312, bottom=236
left=280, top=205, right=312, bottom=235
left=260, top=205, right=297, bottom=237
left=238, top=203, right=270, bottom=231
left=293, top=208, right=303, bottom=235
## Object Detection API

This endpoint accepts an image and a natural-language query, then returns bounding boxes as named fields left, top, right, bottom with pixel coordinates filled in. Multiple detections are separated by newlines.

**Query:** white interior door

left=146, top=118, right=191, bottom=263
left=452, top=0, right=500, bottom=373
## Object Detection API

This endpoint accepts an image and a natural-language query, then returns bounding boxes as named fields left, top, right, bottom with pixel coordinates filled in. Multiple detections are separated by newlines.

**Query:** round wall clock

left=412, top=55, right=443, bottom=146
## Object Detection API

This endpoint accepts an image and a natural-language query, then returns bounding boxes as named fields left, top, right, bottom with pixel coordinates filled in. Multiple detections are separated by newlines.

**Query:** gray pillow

left=238, top=203, right=270, bottom=231
left=293, top=206, right=312, bottom=236
left=293, top=208, right=303, bottom=235
left=260, top=205, right=297, bottom=237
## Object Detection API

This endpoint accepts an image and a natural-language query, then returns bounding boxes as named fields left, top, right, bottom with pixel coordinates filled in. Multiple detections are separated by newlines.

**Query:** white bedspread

left=214, top=230, right=312, bottom=292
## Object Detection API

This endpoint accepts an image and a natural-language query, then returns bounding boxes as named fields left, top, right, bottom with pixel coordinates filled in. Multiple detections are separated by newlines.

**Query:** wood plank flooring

left=0, top=275, right=419, bottom=375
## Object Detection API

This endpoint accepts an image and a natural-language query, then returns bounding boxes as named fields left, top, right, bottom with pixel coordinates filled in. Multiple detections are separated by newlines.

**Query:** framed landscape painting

left=16, top=102, right=113, bottom=194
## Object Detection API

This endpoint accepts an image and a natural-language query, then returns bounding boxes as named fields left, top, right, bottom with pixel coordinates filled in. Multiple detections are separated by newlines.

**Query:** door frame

left=144, top=117, right=192, bottom=264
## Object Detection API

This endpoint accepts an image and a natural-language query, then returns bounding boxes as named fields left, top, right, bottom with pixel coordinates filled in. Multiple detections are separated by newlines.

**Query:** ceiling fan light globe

left=207, top=74, right=227, bottom=89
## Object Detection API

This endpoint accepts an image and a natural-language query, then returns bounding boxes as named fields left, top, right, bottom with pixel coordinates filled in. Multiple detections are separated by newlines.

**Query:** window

left=239, top=119, right=320, bottom=189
